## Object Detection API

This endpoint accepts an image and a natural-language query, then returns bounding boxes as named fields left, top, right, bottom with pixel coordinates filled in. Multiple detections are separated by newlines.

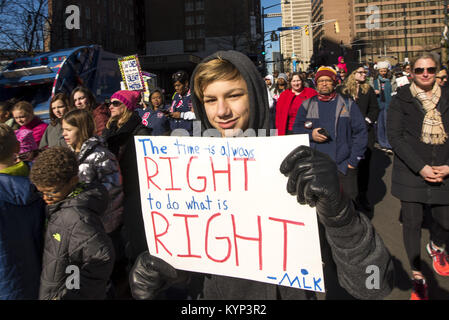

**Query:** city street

left=365, top=147, right=449, bottom=300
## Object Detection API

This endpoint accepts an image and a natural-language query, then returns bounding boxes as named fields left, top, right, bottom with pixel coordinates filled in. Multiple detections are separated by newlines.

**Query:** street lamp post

left=261, top=0, right=289, bottom=74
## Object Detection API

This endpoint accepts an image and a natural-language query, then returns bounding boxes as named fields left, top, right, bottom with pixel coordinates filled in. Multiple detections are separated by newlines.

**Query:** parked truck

left=0, top=45, right=123, bottom=121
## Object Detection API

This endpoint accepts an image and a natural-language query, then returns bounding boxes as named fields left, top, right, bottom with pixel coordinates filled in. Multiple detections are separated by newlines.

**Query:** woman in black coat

left=339, top=65, right=380, bottom=211
left=102, top=90, right=152, bottom=266
left=387, top=54, right=449, bottom=300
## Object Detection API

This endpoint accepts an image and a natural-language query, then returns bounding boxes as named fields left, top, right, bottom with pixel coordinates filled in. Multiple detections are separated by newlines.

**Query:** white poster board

left=118, top=55, right=145, bottom=91
left=134, top=135, right=325, bottom=293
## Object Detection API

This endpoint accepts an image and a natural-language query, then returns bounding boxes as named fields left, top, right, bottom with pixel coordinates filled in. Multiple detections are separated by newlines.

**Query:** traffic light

left=334, top=21, right=340, bottom=34
left=305, top=25, right=309, bottom=35
left=262, top=50, right=266, bottom=56
left=270, top=31, right=278, bottom=42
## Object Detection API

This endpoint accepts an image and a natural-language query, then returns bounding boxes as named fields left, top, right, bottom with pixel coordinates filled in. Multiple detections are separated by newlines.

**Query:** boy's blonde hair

left=193, top=57, right=242, bottom=103
left=0, top=123, right=19, bottom=162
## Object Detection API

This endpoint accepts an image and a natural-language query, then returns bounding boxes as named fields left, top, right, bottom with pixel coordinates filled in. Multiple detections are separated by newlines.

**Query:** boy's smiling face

left=202, top=77, right=250, bottom=137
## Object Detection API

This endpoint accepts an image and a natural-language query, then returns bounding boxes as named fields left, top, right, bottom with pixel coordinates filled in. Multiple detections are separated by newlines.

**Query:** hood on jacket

left=190, top=50, right=270, bottom=133
left=47, top=183, right=109, bottom=218
left=0, top=172, right=40, bottom=207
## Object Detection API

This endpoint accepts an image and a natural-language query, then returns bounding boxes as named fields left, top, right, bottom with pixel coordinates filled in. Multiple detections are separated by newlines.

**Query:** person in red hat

left=291, top=66, right=368, bottom=203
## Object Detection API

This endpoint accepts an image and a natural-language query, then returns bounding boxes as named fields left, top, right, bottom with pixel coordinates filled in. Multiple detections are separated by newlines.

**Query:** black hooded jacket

left=188, top=50, right=394, bottom=300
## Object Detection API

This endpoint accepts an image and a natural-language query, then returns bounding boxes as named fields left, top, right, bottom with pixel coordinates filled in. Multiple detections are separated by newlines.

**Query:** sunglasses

left=437, top=76, right=448, bottom=80
left=109, top=101, right=122, bottom=107
left=413, top=67, right=437, bottom=75
left=356, top=71, right=367, bottom=75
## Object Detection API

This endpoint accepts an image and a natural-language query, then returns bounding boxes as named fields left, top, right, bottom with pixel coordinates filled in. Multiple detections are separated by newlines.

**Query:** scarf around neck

left=318, top=90, right=337, bottom=102
left=410, top=81, right=447, bottom=145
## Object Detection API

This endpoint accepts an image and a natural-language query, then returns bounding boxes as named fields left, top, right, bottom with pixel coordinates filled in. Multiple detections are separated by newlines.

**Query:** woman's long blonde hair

left=341, top=68, right=371, bottom=98
left=106, top=107, right=133, bottom=129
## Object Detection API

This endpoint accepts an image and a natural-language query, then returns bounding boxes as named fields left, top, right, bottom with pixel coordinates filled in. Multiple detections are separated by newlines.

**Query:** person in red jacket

left=275, top=72, right=318, bottom=135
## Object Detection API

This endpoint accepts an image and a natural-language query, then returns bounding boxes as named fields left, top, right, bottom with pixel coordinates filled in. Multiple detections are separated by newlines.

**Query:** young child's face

left=150, top=92, right=163, bottom=109
left=12, top=110, right=33, bottom=127
left=36, top=181, right=76, bottom=205
left=62, top=120, right=81, bottom=150
left=202, top=77, right=250, bottom=137
left=51, top=100, right=67, bottom=119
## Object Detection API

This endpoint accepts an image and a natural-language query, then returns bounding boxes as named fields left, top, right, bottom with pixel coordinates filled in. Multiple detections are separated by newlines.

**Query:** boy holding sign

left=130, top=51, right=394, bottom=300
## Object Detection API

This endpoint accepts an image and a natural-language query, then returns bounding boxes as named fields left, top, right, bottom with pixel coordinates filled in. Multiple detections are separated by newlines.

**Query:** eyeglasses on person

left=413, top=67, right=437, bottom=75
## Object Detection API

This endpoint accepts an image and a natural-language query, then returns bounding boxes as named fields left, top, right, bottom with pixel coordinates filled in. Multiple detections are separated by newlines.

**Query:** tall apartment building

left=353, top=0, right=445, bottom=64
left=144, top=0, right=262, bottom=58
left=47, top=0, right=142, bottom=55
left=312, top=0, right=353, bottom=66
left=281, top=0, right=314, bottom=71
left=312, top=0, right=446, bottom=66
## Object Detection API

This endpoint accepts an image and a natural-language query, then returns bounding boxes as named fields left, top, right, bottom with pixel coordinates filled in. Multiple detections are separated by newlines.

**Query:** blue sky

left=261, top=0, right=284, bottom=59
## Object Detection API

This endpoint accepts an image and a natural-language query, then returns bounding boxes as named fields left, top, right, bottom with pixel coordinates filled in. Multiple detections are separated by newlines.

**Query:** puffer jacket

left=39, top=183, right=115, bottom=300
left=77, top=136, right=124, bottom=233
left=0, top=163, right=45, bottom=300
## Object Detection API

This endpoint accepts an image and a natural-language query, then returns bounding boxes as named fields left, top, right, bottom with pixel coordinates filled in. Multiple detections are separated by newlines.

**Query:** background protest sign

left=118, top=55, right=145, bottom=91
left=134, top=135, right=325, bottom=293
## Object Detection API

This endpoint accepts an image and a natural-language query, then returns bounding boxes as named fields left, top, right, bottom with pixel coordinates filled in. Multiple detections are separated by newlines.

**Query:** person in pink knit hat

left=102, top=90, right=152, bottom=292
left=12, top=101, right=48, bottom=147
left=15, top=128, right=38, bottom=161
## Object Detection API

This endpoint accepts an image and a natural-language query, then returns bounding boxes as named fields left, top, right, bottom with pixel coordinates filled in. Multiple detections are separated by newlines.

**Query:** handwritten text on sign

left=134, top=135, right=325, bottom=293
left=118, top=55, right=145, bottom=91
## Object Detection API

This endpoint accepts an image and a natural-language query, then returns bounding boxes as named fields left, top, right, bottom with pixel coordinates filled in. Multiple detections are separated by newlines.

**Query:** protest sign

left=134, top=135, right=325, bottom=293
left=118, top=55, right=145, bottom=91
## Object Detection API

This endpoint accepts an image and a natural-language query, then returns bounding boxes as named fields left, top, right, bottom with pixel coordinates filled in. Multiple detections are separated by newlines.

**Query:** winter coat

left=0, top=162, right=45, bottom=300
left=374, top=76, right=397, bottom=110
left=137, top=107, right=170, bottom=136
left=15, top=128, right=38, bottom=154
left=92, top=103, right=110, bottom=136
left=102, top=112, right=152, bottom=261
left=39, top=122, right=67, bottom=148
left=338, top=85, right=380, bottom=149
left=77, top=136, right=124, bottom=233
left=275, top=88, right=318, bottom=135
left=39, top=183, right=115, bottom=300
left=19, top=116, right=48, bottom=146
left=292, top=94, right=368, bottom=174
left=190, top=50, right=393, bottom=300
left=387, top=84, right=449, bottom=204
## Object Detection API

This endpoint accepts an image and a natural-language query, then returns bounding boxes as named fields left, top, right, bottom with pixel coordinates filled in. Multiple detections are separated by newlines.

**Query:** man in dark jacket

left=29, top=147, right=115, bottom=300
left=292, top=66, right=368, bottom=202
left=387, top=53, right=449, bottom=300
left=129, top=51, right=394, bottom=300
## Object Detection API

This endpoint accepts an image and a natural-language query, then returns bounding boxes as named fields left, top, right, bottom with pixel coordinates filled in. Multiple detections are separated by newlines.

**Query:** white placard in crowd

left=118, top=55, right=145, bottom=91
left=134, top=135, right=325, bottom=293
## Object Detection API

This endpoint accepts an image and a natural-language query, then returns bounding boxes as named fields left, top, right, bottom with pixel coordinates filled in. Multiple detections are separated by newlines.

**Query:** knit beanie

left=315, top=66, right=338, bottom=82
left=110, top=90, right=141, bottom=111
left=278, top=73, right=288, bottom=82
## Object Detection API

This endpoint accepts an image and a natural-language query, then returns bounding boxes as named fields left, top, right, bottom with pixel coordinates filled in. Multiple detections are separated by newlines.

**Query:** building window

left=186, top=15, right=195, bottom=25
left=196, top=15, right=204, bottom=25
left=195, top=0, right=205, bottom=10
left=185, top=0, right=194, bottom=12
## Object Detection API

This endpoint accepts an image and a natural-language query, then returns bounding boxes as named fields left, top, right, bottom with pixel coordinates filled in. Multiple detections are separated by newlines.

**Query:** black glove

left=280, top=146, right=353, bottom=227
left=129, top=251, right=187, bottom=300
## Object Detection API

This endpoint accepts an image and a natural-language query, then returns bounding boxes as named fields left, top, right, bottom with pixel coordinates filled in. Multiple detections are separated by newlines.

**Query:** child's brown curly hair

left=29, top=147, right=78, bottom=188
